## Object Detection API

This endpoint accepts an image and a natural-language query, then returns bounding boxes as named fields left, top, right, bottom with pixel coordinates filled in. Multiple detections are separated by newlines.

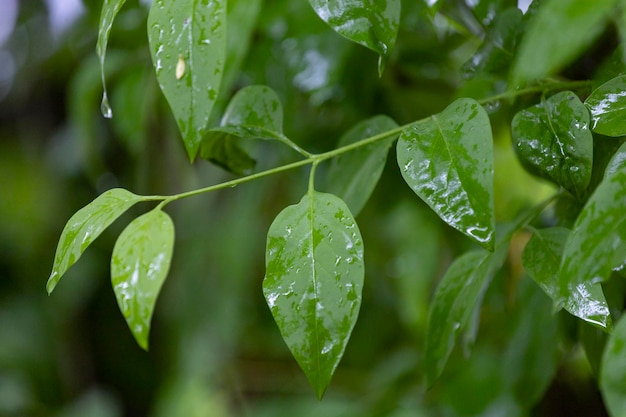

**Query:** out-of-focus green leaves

left=47, top=189, right=141, bottom=294
left=147, top=0, right=226, bottom=160
left=111, top=208, right=174, bottom=350
left=512, top=91, right=593, bottom=200
left=397, top=98, right=495, bottom=250
left=307, top=0, right=401, bottom=74
left=513, top=0, right=618, bottom=83
left=601, top=315, right=626, bottom=417
left=323, top=115, right=399, bottom=216
left=263, top=191, right=364, bottom=399
left=585, top=75, right=626, bottom=137
left=522, top=227, right=611, bottom=329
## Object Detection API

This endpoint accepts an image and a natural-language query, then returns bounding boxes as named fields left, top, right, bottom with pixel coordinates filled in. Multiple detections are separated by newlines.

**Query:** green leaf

left=511, top=91, right=593, bottom=200
left=307, top=0, right=401, bottom=74
left=601, top=314, right=626, bottom=417
left=397, top=98, right=495, bottom=250
left=96, top=0, right=127, bottom=118
left=585, top=75, right=626, bottom=137
left=47, top=189, right=141, bottom=294
left=512, top=0, right=618, bottom=83
left=323, top=115, right=399, bottom=216
left=522, top=227, right=611, bottom=329
left=147, top=0, right=226, bottom=161
left=263, top=191, right=364, bottom=399
left=111, top=209, right=174, bottom=350
left=604, top=141, right=626, bottom=179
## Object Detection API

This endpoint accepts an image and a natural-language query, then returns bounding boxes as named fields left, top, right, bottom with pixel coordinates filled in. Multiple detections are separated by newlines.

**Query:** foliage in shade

left=601, top=315, right=626, bottom=417
left=585, top=75, right=626, bottom=137
left=263, top=191, right=364, bottom=399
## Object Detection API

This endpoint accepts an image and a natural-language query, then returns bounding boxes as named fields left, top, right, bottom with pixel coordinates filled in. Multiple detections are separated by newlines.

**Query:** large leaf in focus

left=47, top=188, right=141, bottom=294
left=559, top=152, right=626, bottom=320
left=324, top=115, right=399, bottom=216
left=263, top=191, right=364, bottom=399
left=585, top=75, right=626, bottom=137
left=512, top=91, right=593, bottom=200
left=601, top=315, right=626, bottom=417
left=397, top=98, right=495, bottom=250
left=512, top=0, right=617, bottom=83
left=96, top=0, right=127, bottom=118
left=522, top=227, right=611, bottom=329
left=307, top=0, right=401, bottom=74
left=148, top=0, right=226, bottom=160
left=111, top=209, right=174, bottom=350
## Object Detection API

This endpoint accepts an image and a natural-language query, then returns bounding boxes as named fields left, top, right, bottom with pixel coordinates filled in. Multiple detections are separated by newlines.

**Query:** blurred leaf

left=307, top=0, right=401, bottom=74
left=47, top=189, right=141, bottom=294
left=96, top=0, right=128, bottom=118
left=323, top=115, right=399, bottom=216
left=147, top=0, right=226, bottom=160
left=512, top=91, right=593, bottom=200
left=397, top=98, right=495, bottom=250
left=601, top=314, right=626, bottom=417
left=111, top=209, right=174, bottom=350
left=263, top=191, right=364, bottom=399
left=512, top=0, right=617, bottom=83
left=604, top=141, right=626, bottom=179
left=522, top=227, right=611, bottom=328
left=585, top=75, right=626, bottom=137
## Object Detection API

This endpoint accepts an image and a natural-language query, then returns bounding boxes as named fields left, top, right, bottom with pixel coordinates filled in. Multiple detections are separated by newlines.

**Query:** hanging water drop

left=101, top=92, right=113, bottom=119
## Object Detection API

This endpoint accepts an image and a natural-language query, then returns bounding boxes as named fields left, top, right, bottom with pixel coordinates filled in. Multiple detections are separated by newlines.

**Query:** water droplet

left=101, top=93, right=112, bottom=118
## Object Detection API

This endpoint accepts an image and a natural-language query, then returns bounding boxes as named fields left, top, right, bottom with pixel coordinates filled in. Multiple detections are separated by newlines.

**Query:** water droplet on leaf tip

left=101, top=93, right=113, bottom=119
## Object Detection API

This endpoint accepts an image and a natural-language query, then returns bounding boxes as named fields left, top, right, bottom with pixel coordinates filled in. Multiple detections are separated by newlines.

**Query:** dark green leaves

left=512, top=91, right=593, bottom=200
left=47, top=189, right=141, bottom=294
left=601, top=315, right=626, bottom=417
left=147, top=0, right=226, bottom=160
left=263, top=191, right=364, bottom=399
left=324, top=115, right=399, bottom=216
left=397, top=98, right=495, bottom=250
left=307, top=0, right=401, bottom=74
left=585, top=75, right=626, bottom=137
left=111, top=209, right=174, bottom=350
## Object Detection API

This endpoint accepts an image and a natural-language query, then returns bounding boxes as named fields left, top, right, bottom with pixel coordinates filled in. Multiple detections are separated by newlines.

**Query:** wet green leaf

left=585, top=75, right=626, bottom=137
left=513, top=0, right=617, bottom=83
left=522, top=227, right=611, bottom=329
left=397, top=98, right=495, bottom=250
left=604, top=141, right=626, bottom=179
left=96, top=0, right=128, bottom=118
left=111, top=209, right=174, bottom=350
left=601, top=315, right=626, bottom=417
left=307, top=0, right=401, bottom=74
left=263, top=191, right=364, bottom=399
left=512, top=91, right=593, bottom=200
left=47, top=189, right=141, bottom=294
left=324, top=115, right=399, bottom=216
left=148, top=0, right=226, bottom=161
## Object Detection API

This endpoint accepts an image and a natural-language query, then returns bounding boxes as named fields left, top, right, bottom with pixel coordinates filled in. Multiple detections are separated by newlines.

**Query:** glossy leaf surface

left=47, top=188, right=141, bottom=294
left=324, top=115, right=399, bottom=216
left=585, top=75, right=626, bottom=137
left=397, top=98, right=495, bottom=250
left=148, top=0, right=226, bottom=160
left=513, top=0, right=617, bottom=83
left=111, top=209, right=174, bottom=350
left=522, top=227, right=611, bottom=329
left=96, top=0, right=127, bottom=118
left=263, top=191, right=364, bottom=399
left=512, top=91, right=593, bottom=200
left=307, top=0, right=401, bottom=74
left=601, top=315, right=626, bottom=417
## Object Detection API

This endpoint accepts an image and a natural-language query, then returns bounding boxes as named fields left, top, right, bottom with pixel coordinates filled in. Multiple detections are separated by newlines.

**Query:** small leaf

left=111, top=209, right=174, bottom=350
left=585, top=74, right=626, bottom=137
left=263, top=191, right=364, bottom=399
left=512, top=0, right=617, bottom=83
left=307, top=0, right=401, bottom=74
left=96, top=0, right=128, bottom=118
left=47, top=189, right=141, bottom=294
left=512, top=91, right=593, bottom=200
left=522, top=227, right=611, bottom=328
left=147, top=0, right=226, bottom=161
left=601, top=315, right=626, bottom=417
left=397, top=98, right=495, bottom=250
left=323, top=115, right=399, bottom=216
